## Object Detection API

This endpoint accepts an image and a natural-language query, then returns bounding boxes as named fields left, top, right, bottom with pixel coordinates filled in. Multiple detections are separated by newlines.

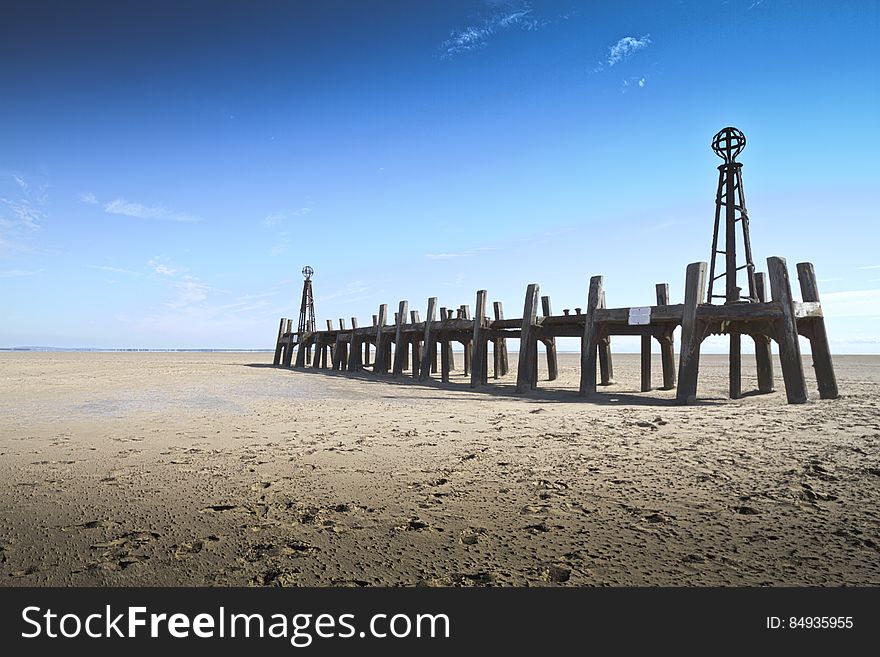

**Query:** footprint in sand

left=459, top=527, right=487, bottom=545
left=250, top=568, right=301, bottom=587
left=173, top=536, right=220, bottom=560
left=245, top=540, right=319, bottom=562
left=61, top=519, right=120, bottom=532
left=423, top=572, right=493, bottom=587
left=539, top=564, right=571, bottom=583
left=199, top=504, right=254, bottom=515
left=87, top=531, right=160, bottom=571
left=395, top=518, right=433, bottom=532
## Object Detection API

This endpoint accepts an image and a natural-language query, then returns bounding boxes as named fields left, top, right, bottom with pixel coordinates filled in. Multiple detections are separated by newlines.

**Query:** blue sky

left=1, top=0, right=878, bottom=352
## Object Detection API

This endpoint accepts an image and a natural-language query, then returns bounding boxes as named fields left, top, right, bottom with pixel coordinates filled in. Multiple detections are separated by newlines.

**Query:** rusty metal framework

left=706, top=126, right=757, bottom=304
left=296, top=265, right=316, bottom=340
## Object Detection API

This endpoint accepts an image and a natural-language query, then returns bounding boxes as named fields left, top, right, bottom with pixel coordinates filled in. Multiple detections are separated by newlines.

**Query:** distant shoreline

left=0, top=348, right=275, bottom=353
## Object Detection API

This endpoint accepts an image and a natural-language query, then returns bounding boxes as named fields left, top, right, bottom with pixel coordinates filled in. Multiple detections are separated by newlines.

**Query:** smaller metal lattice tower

left=706, top=127, right=757, bottom=304
left=297, top=265, right=316, bottom=339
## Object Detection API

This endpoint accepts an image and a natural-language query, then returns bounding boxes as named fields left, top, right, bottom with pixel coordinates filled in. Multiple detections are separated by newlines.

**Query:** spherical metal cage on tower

left=712, top=127, right=746, bottom=164
left=302, top=265, right=314, bottom=280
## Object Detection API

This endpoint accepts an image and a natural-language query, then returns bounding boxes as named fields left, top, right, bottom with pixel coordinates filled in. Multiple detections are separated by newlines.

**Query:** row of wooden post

left=278, top=256, right=837, bottom=405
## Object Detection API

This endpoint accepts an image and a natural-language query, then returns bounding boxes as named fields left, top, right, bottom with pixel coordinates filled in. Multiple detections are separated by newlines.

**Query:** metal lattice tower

left=706, top=127, right=757, bottom=304
left=297, top=265, right=316, bottom=341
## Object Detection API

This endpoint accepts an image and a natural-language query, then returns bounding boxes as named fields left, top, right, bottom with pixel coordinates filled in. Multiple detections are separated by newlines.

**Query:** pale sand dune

left=1, top=351, right=878, bottom=586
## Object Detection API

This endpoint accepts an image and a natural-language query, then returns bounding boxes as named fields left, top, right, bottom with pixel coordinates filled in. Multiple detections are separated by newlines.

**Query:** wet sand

left=1, top=351, right=878, bottom=586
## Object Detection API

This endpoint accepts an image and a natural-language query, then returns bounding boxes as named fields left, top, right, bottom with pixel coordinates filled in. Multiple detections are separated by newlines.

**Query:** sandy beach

left=1, top=351, right=878, bottom=587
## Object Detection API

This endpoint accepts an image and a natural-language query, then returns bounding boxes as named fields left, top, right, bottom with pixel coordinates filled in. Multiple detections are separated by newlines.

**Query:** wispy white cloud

left=87, top=264, right=143, bottom=277
left=439, top=1, right=548, bottom=59
left=0, top=268, right=41, bottom=278
left=167, top=277, right=215, bottom=309
left=263, top=207, right=311, bottom=228
left=425, top=246, right=498, bottom=259
left=1, top=174, right=47, bottom=255
left=263, top=207, right=312, bottom=256
left=592, top=34, right=652, bottom=74
left=0, top=198, right=43, bottom=230
left=856, top=264, right=880, bottom=270
left=747, top=0, right=765, bottom=10
left=148, top=256, right=181, bottom=277
left=322, top=280, right=374, bottom=302
left=235, top=291, right=280, bottom=302
left=103, top=198, right=200, bottom=222
left=821, top=288, right=880, bottom=318
left=607, top=34, right=651, bottom=66
left=621, top=76, right=648, bottom=92
left=78, top=192, right=98, bottom=204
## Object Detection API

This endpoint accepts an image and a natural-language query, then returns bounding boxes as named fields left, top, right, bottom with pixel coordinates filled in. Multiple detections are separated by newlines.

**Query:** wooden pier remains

left=273, top=256, right=838, bottom=405
left=273, top=128, right=839, bottom=405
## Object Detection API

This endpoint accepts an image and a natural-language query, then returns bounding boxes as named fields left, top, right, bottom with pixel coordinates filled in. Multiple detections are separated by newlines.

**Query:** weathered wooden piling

left=579, top=276, right=603, bottom=395
left=273, top=318, right=286, bottom=366
left=392, top=300, right=408, bottom=376
left=753, top=273, right=774, bottom=393
left=419, top=298, right=437, bottom=382
left=470, top=290, right=489, bottom=388
left=493, top=301, right=509, bottom=378
left=541, top=295, right=559, bottom=382
left=796, top=262, right=838, bottom=400
left=676, top=262, right=708, bottom=405
left=410, top=310, right=421, bottom=379
left=374, top=304, right=389, bottom=374
left=516, top=284, right=540, bottom=393
left=655, top=283, right=676, bottom=390
left=768, top=256, right=807, bottom=404
left=640, top=334, right=652, bottom=392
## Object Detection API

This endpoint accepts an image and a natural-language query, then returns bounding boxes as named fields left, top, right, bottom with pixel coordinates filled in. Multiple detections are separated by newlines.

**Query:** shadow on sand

left=242, top=363, right=722, bottom=407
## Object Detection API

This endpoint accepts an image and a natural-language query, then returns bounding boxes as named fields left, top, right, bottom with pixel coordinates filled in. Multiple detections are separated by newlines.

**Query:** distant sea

left=0, top=347, right=274, bottom=352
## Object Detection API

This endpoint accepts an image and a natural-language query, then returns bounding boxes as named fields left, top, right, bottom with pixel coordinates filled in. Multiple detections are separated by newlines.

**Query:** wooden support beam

left=312, top=340, right=321, bottom=368
left=339, top=318, right=346, bottom=331
left=282, top=320, right=294, bottom=367
left=326, top=319, right=334, bottom=331
left=374, top=304, right=388, bottom=374
left=579, top=277, right=603, bottom=395
left=441, top=308, right=455, bottom=372
left=331, top=335, right=343, bottom=370
left=273, top=318, right=286, bottom=366
left=391, top=301, right=409, bottom=376
left=470, top=290, right=488, bottom=387
left=493, top=301, right=509, bottom=377
left=768, top=257, right=808, bottom=404
left=541, top=295, right=558, bottom=381
left=348, top=333, right=361, bottom=372
left=440, top=317, right=451, bottom=384
left=419, top=298, right=437, bottom=381
left=797, top=262, right=838, bottom=400
left=516, top=283, right=540, bottom=393
left=294, top=333, right=308, bottom=368
left=598, top=291, right=613, bottom=385
left=640, top=334, right=652, bottom=392
left=655, top=283, right=675, bottom=390
left=320, top=344, right=328, bottom=369
left=460, top=305, right=471, bottom=378
left=676, top=262, right=708, bottom=405
left=729, top=332, right=742, bottom=399
left=410, top=310, right=421, bottom=378
left=597, top=338, right=612, bottom=385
